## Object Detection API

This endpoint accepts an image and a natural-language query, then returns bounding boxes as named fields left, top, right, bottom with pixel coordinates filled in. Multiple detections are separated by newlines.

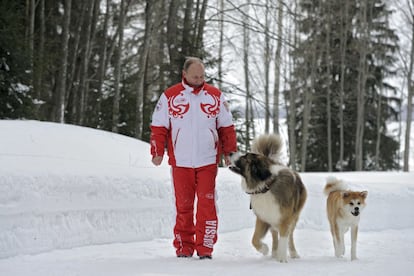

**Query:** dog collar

left=245, top=175, right=277, bottom=195
left=245, top=185, right=270, bottom=194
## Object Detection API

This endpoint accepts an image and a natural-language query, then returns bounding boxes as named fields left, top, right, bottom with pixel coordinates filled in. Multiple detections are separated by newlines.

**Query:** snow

left=0, top=119, right=414, bottom=276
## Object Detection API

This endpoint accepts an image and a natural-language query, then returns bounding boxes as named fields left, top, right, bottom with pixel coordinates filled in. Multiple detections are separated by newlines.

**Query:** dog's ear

left=251, top=160, right=272, bottom=181
left=342, top=192, right=349, bottom=198
left=360, top=191, right=368, bottom=198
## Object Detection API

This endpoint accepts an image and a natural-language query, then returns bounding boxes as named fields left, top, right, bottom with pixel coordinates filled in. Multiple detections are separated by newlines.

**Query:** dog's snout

left=355, top=207, right=359, bottom=211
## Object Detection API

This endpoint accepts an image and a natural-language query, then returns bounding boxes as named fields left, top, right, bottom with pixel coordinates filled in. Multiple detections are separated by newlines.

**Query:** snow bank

left=0, top=120, right=413, bottom=259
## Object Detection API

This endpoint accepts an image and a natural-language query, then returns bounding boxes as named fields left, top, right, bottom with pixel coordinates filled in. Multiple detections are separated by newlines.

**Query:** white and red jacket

left=150, top=80, right=237, bottom=168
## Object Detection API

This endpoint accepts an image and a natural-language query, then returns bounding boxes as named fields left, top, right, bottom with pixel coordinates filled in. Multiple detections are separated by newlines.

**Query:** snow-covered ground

left=0, top=120, right=413, bottom=276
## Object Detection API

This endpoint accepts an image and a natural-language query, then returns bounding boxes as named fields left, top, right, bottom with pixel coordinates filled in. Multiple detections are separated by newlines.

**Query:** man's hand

left=152, top=156, right=163, bottom=166
left=223, top=155, right=232, bottom=167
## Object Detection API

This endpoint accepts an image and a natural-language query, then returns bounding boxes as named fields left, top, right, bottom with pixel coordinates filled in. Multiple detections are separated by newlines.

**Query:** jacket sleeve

left=217, top=93, right=237, bottom=155
left=216, top=93, right=234, bottom=129
left=150, top=94, right=169, bottom=158
left=218, top=125, right=237, bottom=155
left=150, top=126, right=168, bottom=157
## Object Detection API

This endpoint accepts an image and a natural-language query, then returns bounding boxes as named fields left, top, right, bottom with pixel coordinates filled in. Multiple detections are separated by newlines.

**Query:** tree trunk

left=82, top=0, right=101, bottom=126
left=167, top=0, right=181, bottom=83
left=287, top=0, right=298, bottom=170
left=67, top=2, right=87, bottom=122
left=194, top=0, right=208, bottom=55
left=95, top=0, right=110, bottom=128
left=34, top=0, right=45, bottom=118
left=272, top=0, right=283, bottom=135
left=29, top=0, right=35, bottom=86
left=338, top=0, right=349, bottom=171
left=77, top=0, right=96, bottom=125
left=112, top=0, right=126, bottom=133
left=218, top=0, right=224, bottom=91
left=54, top=0, right=72, bottom=123
left=263, top=0, right=271, bottom=134
left=135, top=0, right=154, bottom=139
left=182, top=0, right=193, bottom=56
left=404, top=10, right=414, bottom=171
left=325, top=0, right=333, bottom=172
left=243, top=0, right=252, bottom=151
left=375, top=78, right=383, bottom=169
left=355, top=0, right=369, bottom=170
left=300, top=12, right=317, bottom=172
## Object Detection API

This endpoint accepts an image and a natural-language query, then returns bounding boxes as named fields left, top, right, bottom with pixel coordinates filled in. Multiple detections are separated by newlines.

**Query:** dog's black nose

left=355, top=207, right=359, bottom=211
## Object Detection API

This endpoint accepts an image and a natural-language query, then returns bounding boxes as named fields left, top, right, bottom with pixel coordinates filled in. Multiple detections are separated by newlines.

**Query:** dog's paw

left=258, top=244, right=269, bottom=256
left=275, top=254, right=288, bottom=263
left=335, top=250, right=344, bottom=258
left=274, top=250, right=288, bottom=263
left=289, top=251, right=300, bottom=259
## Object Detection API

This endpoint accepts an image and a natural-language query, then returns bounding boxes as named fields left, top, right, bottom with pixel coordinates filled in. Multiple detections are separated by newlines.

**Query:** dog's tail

left=324, top=176, right=347, bottom=196
left=251, top=134, right=283, bottom=163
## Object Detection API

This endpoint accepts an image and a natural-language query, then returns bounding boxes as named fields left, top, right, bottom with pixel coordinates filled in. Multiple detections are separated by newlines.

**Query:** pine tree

left=0, top=0, right=34, bottom=119
left=289, top=0, right=400, bottom=171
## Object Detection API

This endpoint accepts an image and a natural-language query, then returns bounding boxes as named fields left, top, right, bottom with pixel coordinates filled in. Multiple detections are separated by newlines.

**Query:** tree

left=263, top=0, right=272, bottom=134
left=54, top=0, right=72, bottom=123
left=217, top=0, right=225, bottom=92
left=404, top=6, right=414, bottom=172
left=77, top=0, right=100, bottom=126
left=0, top=0, right=33, bottom=119
left=33, top=0, right=45, bottom=118
left=284, top=0, right=299, bottom=170
left=291, top=0, right=400, bottom=171
left=243, top=0, right=253, bottom=151
left=134, top=0, right=154, bottom=140
left=112, top=0, right=126, bottom=133
left=337, top=0, right=351, bottom=171
left=394, top=0, right=414, bottom=171
left=94, top=0, right=111, bottom=128
left=354, top=0, right=368, bottom=171
left=272, top=0, right=284, bottom=135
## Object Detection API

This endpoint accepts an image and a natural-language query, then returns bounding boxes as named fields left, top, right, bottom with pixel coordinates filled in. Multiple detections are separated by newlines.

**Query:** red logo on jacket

left=168, top=93, right=189, bottom=118
left=200, top=92, right=220, bottom=118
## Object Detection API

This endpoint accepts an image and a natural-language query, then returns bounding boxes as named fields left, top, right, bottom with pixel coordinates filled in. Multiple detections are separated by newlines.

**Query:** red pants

left=172, top=164, right=218, bottom=257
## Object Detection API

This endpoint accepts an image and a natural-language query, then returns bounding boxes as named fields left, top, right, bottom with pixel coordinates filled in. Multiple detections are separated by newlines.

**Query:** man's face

left=183, top=63, right=205, bottom=87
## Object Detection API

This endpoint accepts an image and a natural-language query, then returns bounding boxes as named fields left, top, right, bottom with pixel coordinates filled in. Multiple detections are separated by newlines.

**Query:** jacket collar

left=182, top=78, right=205, bottom=95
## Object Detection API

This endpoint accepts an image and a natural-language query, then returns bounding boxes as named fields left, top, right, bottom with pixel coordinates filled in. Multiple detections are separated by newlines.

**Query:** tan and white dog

left=229, top=134, right=307, bottom=262
left=324, top=177, right=368, bottom=261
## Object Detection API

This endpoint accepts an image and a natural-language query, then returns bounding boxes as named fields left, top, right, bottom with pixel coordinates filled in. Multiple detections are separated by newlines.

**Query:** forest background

left=0, top=0, right=413, bottom=172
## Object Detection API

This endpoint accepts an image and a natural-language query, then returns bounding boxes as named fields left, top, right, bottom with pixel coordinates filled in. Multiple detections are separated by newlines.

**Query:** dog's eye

left=357, top=202, right=360, bottom=205
left=350, top=202, right=354, bottom=206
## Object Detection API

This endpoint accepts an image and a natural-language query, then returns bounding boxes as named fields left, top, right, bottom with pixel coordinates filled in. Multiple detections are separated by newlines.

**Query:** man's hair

left=183, top=57, right=204, bottom=72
